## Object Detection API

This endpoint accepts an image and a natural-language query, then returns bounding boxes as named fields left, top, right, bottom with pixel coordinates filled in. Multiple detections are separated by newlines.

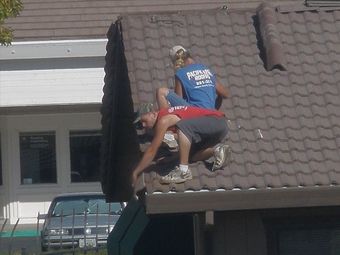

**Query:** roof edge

left=145, top=186, right=340, bottom=214
left=0, top=39, right=107, bottom=60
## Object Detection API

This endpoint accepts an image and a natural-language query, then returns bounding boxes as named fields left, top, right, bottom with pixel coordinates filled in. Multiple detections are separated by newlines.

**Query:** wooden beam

left=193, top=213, right=205, bottom=255
left=205, top=211, right=214, bottom=229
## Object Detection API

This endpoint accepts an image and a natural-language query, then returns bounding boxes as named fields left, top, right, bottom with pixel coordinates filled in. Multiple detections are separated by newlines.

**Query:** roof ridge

left=257, top=2, right=287, bottom=71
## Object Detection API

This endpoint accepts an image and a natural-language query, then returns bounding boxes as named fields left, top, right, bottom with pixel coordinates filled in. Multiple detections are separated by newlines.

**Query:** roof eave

left=145, top=186, right=340, bottom=214
left=0, top=39, right=107, bottom=60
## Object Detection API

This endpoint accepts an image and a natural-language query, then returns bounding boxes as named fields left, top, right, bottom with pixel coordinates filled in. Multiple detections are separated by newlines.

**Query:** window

left=266, top=216, right=340, bottom=255
left=69, top=130, right=101, bottom=182
left=20, top=132, right=57, bottom=184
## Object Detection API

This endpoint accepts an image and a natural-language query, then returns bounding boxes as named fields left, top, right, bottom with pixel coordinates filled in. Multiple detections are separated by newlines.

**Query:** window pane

left=70, top=130, right=101, bottom=182
left=20, top=132, right=57, bottom=184
left=279, top=228, right=340, bottom=255
left=267, top=216, right=340, bottom=255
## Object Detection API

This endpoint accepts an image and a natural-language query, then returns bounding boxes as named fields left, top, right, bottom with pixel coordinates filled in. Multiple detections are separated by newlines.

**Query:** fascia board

left=145, top=186, right=340, bottom=214
left=0, top=39, right=107, bottom=60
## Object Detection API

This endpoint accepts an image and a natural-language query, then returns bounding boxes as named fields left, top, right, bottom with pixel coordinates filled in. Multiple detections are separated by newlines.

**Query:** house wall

left=0, top=53, right=105, bottom=107
left=0, top=118, right=5, bottom=219
left=0, top=66, right=104, bottom=107
left=0, top=116, right=8, bottom=220
left=201, top=211, right=267, bottom=255
left=0, top=43, right=106, bottom=224
left=195, top=207, right=340, bottom=255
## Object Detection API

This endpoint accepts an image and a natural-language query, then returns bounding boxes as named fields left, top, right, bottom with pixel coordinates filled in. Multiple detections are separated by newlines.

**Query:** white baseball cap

left=169, top=45, right=187, bottom=61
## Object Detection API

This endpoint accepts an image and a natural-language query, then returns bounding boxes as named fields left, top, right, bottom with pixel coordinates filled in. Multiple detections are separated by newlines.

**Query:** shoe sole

left=159, top=174, right=192, bottom=184
left=162, top=141, right=178, bottom=149
left=163, top=133, right=178, bottom=149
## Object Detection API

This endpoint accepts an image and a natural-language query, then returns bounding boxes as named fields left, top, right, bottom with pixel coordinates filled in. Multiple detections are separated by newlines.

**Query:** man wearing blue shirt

left=157, top=45, right=229, bottom=110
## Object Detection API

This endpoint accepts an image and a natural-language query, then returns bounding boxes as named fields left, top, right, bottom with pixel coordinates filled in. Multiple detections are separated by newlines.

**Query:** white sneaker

left=212, top=144, right=231, bottom=171
left=160, top=167, right=192, bottom=184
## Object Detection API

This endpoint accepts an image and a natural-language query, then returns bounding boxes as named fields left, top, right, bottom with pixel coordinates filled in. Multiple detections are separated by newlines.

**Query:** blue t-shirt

left=175, top=63, right=217, bottom=109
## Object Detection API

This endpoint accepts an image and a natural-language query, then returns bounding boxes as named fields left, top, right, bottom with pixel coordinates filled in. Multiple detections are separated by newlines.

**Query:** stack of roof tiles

left=121, top=3, right=340, bottom=199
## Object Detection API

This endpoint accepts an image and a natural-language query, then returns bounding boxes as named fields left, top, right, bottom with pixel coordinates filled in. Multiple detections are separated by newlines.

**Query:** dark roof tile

left=296, top=173, right=314, bottom=186
left=328, top=170, right=340, bottom=185
left=200, top=175, right=218, bottom=190
left=312, top=171, right=331, bottom=185
left=118, top=6, right=340, bottom=200
left=279, top=174, right=296, bottom=187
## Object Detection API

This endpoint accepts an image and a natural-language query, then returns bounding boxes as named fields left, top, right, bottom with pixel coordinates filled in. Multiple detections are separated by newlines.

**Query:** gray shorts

left=176, top=116, right=228, bottom=151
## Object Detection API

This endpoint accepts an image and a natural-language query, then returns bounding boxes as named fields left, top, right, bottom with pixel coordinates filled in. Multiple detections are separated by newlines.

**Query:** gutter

left=145, top=185, right=340, bottom=214
left=0, top=39, right=107, bottom=60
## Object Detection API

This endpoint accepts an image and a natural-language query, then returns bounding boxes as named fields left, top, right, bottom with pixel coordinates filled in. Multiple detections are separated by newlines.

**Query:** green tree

left=0, top=0, right=23, bottom=45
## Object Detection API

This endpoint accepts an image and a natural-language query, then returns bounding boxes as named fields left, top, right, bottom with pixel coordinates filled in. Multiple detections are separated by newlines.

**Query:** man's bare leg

left=193, top=144, right=232, bottom=171
left=159, top=130, right=192, bottom=184
left=177, top=130, right=191, bottom=165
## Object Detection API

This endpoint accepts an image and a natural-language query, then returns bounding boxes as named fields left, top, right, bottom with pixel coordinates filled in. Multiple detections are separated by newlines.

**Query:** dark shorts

left=176, top=116, right=228, bottom=151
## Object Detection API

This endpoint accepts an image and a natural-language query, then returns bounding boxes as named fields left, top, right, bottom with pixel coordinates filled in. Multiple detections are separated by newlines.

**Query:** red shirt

left=158, top=106, right=225, bottom=120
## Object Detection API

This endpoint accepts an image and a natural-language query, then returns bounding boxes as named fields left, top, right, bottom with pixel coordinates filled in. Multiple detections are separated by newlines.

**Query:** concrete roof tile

left=117, top=6, right=340, bottom=197
left=296, top=173, right=315, bottom=186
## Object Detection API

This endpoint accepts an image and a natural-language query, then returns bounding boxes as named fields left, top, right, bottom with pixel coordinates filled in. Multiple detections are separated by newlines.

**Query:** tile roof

left=120, top=3, right=340, bottom=206
left=4, top=0, right=230, bottom=41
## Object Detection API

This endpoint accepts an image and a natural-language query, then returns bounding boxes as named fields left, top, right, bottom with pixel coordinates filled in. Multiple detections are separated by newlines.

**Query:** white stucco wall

left=0, top=40, right=106, bottom=107
left=0, top=65, right=104, bottom=107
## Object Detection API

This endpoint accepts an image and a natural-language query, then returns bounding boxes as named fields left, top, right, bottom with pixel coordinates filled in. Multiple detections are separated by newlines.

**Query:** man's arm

left=132, top=114, right=180, bottom=185
left=215, top=79, right=229, bottom=98
left=174, top=77, right=183, bottom=97
left=215, top=79, right=229, bottom=109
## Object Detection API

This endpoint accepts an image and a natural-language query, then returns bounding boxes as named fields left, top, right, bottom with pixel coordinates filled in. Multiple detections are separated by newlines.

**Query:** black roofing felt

left=102, top=3, right=340, bottom=208
left=101, top=21, right=141, bottom=202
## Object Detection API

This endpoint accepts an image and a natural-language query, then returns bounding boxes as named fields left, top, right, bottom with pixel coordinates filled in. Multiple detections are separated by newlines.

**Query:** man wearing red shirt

left=132, top=106, right=231, bottom=186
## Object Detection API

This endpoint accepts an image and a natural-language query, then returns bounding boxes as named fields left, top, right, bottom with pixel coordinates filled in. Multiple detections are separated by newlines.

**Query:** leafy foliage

left=0, top=0, right=23, bottom=45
